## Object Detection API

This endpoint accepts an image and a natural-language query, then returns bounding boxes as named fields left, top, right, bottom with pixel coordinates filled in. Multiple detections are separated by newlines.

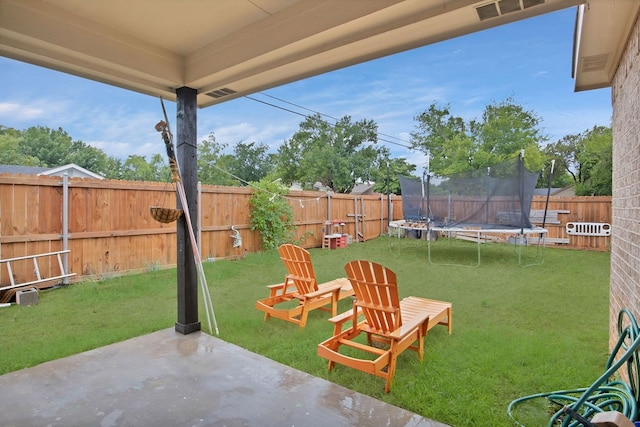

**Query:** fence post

left=197, top=181, right=202, bottom=257
left=62, top=173, right=70, bottom=285
left=380, top=194, right=385, bottom=235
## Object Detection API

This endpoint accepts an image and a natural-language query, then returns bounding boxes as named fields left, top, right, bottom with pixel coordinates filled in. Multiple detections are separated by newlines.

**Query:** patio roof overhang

left=572, top=0, right=640, bottom=92
left=1, top=0, right=584, bottom=109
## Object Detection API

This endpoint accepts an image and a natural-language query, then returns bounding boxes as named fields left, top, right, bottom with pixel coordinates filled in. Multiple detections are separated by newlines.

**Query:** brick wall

left=610, top=13, right=640, bottom=350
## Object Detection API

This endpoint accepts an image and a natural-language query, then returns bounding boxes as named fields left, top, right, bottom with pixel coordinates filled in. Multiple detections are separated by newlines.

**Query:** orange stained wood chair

left=255, top=244, right=354, bottom=328
left=317, top=260, right=452, bottom=393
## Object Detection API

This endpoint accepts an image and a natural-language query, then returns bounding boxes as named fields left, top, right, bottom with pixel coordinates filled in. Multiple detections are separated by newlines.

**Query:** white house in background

left=0, top=163, right=104, bottom=179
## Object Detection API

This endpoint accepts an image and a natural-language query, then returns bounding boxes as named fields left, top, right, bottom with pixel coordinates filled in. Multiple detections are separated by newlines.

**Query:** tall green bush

left=249, top=178, right=295, bottom=250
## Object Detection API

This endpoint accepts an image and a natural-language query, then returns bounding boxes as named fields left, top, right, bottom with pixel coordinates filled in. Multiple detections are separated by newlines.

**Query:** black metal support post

left=175, top=86, right=201, bottom=335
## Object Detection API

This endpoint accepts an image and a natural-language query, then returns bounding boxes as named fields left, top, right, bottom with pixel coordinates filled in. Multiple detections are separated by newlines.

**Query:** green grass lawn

left=0, top=236, right=611, bottom=426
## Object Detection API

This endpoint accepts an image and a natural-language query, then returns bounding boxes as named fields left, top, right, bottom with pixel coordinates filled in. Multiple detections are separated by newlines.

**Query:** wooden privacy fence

left=0, top=174, right=611, bottom=288
left=0, top=174, right=391, bottom=287
left=529, top=195, right=612, bottom=251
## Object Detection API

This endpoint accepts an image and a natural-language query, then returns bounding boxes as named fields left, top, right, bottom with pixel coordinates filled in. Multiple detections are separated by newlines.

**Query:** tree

left=274, top=134, right=303, bottom=186
left=544, top=125, right=612, bottom=195
left=367, top=149, right=417, bottom=194
left=0, top=126, right=39, bottom=165
left=410, top=103, right=468, bottom=175
left=66, top=140, right=110, bottom=177
left=469, top=98, right=546, bottom=165
left=10, top=125, right=118, bottom=177
left=410, top=98, right=547, bottom=176
left=121, top=155, right=161, bottom=181
left=149, top=153, right=171, bottom=182
left=21, top=126, right=75, bottom=166
left=227, top=141, right=274, bottom=185
left=103, top=156, right=125, bottom=180
left=541, top=134, right=580, bottom=188
left=275, top=114, right=382, bottom=193
left=1, top=124, right=175, bottom=181
left=197, top=132, right=238, bottom=186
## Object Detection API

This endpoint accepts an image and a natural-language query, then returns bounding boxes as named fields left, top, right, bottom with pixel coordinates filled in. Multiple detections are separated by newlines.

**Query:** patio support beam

left=175, top=86, right=201, bottom=335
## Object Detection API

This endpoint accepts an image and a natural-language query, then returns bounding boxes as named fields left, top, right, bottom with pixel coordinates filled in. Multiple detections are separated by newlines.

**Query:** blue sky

left=0, top=7, right=612, bottom=173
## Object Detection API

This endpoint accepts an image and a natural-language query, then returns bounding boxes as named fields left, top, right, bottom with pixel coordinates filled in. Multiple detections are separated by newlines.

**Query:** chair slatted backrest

left=344, top=260, right=402, bottom=334
left=278, top=244, right=318, bottom=295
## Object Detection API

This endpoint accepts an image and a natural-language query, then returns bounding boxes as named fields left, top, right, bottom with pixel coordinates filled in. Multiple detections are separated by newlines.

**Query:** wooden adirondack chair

left=255, top=244, right=354, bottom=328
left=318, top=260, right=452, bottom=392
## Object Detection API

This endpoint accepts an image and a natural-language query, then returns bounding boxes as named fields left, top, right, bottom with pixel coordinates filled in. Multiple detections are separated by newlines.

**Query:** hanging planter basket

left=150, top=206, right=183, bottom=223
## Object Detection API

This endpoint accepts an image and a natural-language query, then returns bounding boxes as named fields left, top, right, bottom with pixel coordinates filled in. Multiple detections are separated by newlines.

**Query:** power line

left=258, top=92, right=339, bottom=123
left=244, top=95, right=309, bottom=119
left=244, top=93, right=414, bottom=150
left=256, top=92, right=413, bottom=147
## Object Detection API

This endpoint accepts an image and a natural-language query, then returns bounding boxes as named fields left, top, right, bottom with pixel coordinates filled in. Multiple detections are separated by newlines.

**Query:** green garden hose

left=507, top=308, right=640, bottom=427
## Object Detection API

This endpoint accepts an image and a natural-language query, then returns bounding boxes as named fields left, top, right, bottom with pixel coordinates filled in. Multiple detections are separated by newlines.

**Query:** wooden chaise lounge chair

left=317, top=260, right=452, bottom=392
left=255, top=243, right=355, bottom=328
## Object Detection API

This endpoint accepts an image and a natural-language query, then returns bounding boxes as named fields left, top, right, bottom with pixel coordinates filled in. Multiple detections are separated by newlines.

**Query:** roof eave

left=573, top=0, right=640, bottom=92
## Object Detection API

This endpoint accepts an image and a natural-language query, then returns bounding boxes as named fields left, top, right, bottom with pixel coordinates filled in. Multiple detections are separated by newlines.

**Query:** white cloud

left=0, top=99, right=69, bottom=122
left=0, top=102, right=42, bottom=120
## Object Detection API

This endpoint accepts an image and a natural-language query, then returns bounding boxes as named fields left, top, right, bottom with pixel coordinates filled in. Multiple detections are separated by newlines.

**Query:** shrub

left=249, top=178, right=295, bottom=250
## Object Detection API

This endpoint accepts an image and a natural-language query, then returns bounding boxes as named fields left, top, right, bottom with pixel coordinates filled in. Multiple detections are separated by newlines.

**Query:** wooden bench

left=529, top=209, right=570, bottom=225
left=497, top=209, right=570, bottom=225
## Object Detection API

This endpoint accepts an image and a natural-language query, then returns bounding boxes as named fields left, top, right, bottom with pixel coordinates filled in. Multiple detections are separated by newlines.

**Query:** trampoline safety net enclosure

left=399, top=155, right=539, bottom=230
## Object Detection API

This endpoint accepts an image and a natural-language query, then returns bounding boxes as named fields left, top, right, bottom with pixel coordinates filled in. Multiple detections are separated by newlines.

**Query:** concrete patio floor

left=0, top=328, right=450, bottom=426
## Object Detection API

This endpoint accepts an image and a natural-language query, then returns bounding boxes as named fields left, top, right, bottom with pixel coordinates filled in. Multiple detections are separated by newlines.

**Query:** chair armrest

left=305, top=282, right=342, bottom=299
left=328, top=306, right=363, bottom=330
left=390, top=314, right=430, bottom=340
left=266, top=282, right=295, bottom=297
left=328, top=308, right=355, bottom=324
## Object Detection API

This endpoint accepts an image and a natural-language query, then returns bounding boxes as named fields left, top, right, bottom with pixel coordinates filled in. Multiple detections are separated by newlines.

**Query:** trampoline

left=394, top=154, right=548, bottom=267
